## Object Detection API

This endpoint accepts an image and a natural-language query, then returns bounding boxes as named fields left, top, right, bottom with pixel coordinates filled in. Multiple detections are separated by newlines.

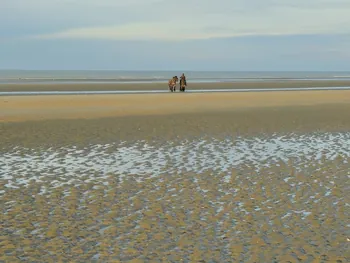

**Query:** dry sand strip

left=2, top=79, right=350, bottom=92
left=1, top=90, right=350, bottom=123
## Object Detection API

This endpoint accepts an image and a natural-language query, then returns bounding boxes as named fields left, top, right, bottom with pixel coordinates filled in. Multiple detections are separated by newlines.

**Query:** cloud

left=2, top=0, right=350, bottom=71
left=1, top=34, right=350, bottom=70
left=2, top=1, right=350, bottom=41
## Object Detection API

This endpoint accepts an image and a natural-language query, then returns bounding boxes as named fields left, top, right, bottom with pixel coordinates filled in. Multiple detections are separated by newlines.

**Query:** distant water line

left=1, top=86, right=350, bottom=96
left=2, top=70, right=350, bottom=84
left=1, top=77, right=350, bottom=85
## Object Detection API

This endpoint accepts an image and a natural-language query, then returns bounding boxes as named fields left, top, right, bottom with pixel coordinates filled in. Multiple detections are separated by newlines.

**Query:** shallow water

left=1, top=131, right=349, bottom=261
left=1, top=86, right=350, bottom=96
left=1, top=132, right=350, bottom=192
left=2, top=69, right=350, bottom=84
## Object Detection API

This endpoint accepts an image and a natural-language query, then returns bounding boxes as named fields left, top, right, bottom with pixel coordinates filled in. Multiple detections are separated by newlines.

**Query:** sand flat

left=2, top=79, right=350, bottom=92
left=1, top=90, right=350, bottom=122
left=1, top=90, right=350, bottom=261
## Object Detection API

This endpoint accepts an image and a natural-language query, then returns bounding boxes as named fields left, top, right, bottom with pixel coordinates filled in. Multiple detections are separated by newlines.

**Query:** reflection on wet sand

left=1, top=132, right=349, bottom=261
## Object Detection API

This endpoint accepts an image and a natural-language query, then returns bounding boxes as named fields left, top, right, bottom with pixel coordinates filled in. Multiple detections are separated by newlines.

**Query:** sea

left=1, top=70, right=350, bottom=84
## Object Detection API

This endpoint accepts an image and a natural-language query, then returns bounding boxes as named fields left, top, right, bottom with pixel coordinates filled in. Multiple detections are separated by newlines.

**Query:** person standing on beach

left=180, top=73, right=187, bottom=86
left=179, top=73, right=187, bottom=92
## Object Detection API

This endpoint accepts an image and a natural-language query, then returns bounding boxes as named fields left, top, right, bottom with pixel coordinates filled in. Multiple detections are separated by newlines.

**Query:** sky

left=1, top=0, right=350, bottom=71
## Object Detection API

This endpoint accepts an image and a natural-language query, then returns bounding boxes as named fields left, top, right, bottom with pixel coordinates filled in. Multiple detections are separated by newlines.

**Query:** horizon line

left=1, top=69, right=350, bottom=72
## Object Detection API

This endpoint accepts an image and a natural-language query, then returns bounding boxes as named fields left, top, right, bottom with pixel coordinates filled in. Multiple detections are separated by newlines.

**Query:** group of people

left=168, top=73, right=187, bottom=92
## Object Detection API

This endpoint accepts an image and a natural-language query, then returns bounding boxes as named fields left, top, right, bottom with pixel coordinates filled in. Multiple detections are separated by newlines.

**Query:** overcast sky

left=1, top=0, right=350, bottom=70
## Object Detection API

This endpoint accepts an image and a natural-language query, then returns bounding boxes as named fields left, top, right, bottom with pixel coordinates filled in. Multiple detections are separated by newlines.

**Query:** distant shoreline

left=2, top=78, right=350, bottom=85
left=2, top=70, right=350, bottom=84
left=2, top=79, right=350, bottom=92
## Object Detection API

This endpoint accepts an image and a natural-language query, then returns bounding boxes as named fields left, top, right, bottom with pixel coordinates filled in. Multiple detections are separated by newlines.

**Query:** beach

left=2, top=79, right=350, bottom=92
left=2, top=90, right=350, bottom=123
left=1, top=88, right=349, bottom=262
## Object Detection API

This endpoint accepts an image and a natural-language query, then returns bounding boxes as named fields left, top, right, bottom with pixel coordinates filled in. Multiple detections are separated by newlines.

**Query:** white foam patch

left=1, top=132, right=350, bottom=192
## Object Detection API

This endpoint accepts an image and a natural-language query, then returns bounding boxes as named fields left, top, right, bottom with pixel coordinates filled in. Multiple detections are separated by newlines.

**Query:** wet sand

left=2, top=79, right=350, bottom=92
left=1, top=91, right=350, bottom=262
left=1, top=103, right=350, bottom=151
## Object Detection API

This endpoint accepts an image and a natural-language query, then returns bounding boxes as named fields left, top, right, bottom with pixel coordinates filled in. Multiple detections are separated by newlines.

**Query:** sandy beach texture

left=1, top=79, right=350, bottom=92
left=1, top=90, right=349, bottom=262
left=2, top=90, right=350, bottom=122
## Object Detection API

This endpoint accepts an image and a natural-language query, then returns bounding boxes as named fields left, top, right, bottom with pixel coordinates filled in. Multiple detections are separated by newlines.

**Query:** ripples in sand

left=1, top=132, right=349, bottom=262
left=1, top=132, right=349, bottom=191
